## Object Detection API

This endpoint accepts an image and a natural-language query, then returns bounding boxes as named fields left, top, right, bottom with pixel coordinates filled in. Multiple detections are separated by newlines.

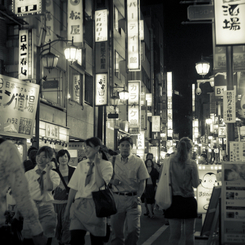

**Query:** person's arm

left=64, top=188, right=77, bottom=220
left=45, top=162, right=57, bottom=191
left=137, top=179, right=146, bottom=198
left=1, top=141, right=43, bottom=237
left=192, top=161, right=200, bottom=188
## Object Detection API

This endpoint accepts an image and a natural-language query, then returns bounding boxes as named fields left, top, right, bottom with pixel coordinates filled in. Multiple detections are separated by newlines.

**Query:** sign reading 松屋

left=214, top=0, right=245, bottom=45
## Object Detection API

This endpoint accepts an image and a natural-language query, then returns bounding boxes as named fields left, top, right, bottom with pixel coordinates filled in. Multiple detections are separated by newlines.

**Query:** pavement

left=51, top=205, right=204, bottom=245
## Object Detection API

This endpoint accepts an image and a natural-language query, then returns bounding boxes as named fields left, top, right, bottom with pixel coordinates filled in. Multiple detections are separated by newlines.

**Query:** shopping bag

left=155, top=158, right=172, bottom=210
left=92, top=181, right=117, bottom=218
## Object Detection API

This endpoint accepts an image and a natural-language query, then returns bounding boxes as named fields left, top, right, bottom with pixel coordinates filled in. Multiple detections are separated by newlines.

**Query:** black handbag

left=92, top=181, right=117, bottom=218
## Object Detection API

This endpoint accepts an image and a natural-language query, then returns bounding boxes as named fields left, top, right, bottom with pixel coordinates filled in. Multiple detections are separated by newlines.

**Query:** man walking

left=110, top=137, right=149, bottom=245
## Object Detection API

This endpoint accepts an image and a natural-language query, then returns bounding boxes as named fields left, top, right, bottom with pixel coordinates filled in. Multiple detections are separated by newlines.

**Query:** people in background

left=23, top=146, right=38, bottom=172
left=64, top=137, right=113, bottom=245
left=144, top=159, right=159, bottom=218
left=53, top=149, right=75, bottom=245
left=22, top=146, right=60, bottom=245
left=164, top=137, right=200, bottom=245
left=110, top=136, right=149, bottom=245
left=0, top=138, right=47, bottom=245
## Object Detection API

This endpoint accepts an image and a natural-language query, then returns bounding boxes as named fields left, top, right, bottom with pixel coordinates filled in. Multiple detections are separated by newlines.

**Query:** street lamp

left=33, top=38, right=78, bottom=149
left=195, top=56, right=210, bottom=78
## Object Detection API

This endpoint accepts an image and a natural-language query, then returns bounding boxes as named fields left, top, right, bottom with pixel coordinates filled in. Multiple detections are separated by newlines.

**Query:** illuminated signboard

left=95, top=74, right=108, bottom=106
left=223, top=90, right=236, bottom=123
left=19, top=29, right=29, bottom=80
left=152, top=116, right=160, bottom=132
left=214, top=0, right=245, bottom=45
left=0, top=74, right=39, bottom=138
left=12, top=0, right=43, bottom=16
left=128, top=80, right=141, bottom=130
left=127, top=0, right=141, bottom=71
left=167, top=72, right=173, bottom=137
left=67, top=0, right=83, bottom=43
left=73, top=75, right=81, bottom=104
left=95, top=9, right=108, bottom=42
left=137, top=131, right=145, bottom=149
left=45, top=0, right=54, bottom=42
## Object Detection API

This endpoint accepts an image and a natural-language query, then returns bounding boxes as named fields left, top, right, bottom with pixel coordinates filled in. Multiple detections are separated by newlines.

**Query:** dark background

left=141, top=0, right=213, bottom=139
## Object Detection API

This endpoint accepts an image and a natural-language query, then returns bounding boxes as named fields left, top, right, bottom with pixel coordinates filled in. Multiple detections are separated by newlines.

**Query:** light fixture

left=111, top=94, right=120, bottom=108
left=195, top=56, right=210, bottom=77
left=64, top=37, right=77, bottom=63
left=119, top=88, right=129, bottom=101
left=41, top=52, right=59, bottom=72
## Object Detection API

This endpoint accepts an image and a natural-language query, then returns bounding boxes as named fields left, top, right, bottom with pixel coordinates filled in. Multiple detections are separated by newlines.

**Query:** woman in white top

left=64, top=137, right=113, bottom=245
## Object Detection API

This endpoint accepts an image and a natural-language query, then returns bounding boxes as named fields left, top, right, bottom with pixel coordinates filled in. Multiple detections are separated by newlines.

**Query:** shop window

left=85, top=74, right=93, bottom=106
left=114, top=7, right=119, bottom=32
left=115, top=51, right=123, bottom=80
left=41, top=69, right=65, bottom=107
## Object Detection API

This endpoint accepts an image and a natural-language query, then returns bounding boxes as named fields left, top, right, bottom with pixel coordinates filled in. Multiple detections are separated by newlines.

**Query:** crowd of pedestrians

left=0, top=135, right=200, bottom=245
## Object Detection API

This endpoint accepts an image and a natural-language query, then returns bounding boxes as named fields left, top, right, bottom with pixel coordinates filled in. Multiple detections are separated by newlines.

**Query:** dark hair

left=36, top=146, right=54, bottom=159
left=175, top=137, right=193, bottom=163
left=145, top=159, right=154, bottom=168
left=118, top=136, right=133, bottom=146
left=108, top=149, right=118, bottom=156
left=85, top=137, right=108, bottom=160
left=146, top=153, right=153, bottom=159
left=27, top=146, right=37, bottom=156
left=85, top=137, right=102, bottom=148
left=57, top=149, right=71, bottom=163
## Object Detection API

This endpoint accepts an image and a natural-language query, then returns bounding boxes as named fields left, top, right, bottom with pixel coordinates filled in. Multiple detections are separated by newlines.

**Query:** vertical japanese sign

left=67, top=0, right=83, bottom=43
left=45, top=0, right=54, bottom=42
left=128, top=80, right=141, bottom=133
left=223, top=90, right=236, bottom=123
left=95, top=10, right=108, bottom=42
left=214, top=0, right=245, bottom=45
left=137, top=131, right=145, bottom=149
left=127, top=0, right=141, bottom=71
left=19, top=30, right=29, bottom=80
left=0, top=74, right=39, bottom=138
left=95, top=74, right=108, bottom=106
left=229, top=142, right=245, bottom=162
left=12, top=0, right=43, bottom=17
left=73, top=75, right=81, bottom=103
left=222, top=161, right=245, bottom=244
left=152, top=116, right=161, bottom=132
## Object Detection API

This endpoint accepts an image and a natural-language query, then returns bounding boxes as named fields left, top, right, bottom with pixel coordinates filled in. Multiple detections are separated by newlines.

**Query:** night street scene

left=1, top=0, right=245, bottom=245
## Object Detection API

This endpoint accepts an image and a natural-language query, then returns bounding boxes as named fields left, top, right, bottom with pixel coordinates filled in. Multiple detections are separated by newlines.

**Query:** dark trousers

left=70, top=230, right=105, bottom=245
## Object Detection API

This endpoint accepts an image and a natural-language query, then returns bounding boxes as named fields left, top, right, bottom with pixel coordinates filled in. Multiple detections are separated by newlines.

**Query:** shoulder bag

left=92, top=160, right=117, bottom=218
left=155, top=157, right=172, bottom=210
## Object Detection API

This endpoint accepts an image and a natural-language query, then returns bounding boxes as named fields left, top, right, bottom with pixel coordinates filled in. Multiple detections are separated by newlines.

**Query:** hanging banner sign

left=19, top=29, right=29, bottom=80
left=223, top=90, right=236, bottom=123
left=67, top=0, right=83, bottom=43
left=127, top=0, right=141, bottom=71
left=95, top=74, right=108, bottom=106
left=45, top=0, right=54, bottom=42
left=128, top=80, right=141, bottom=131
left=214, top=0, right=245, bottom=45
left=152, top=115, right=161, bottom=132
left=12, top=0, right=44, bottom=17
left=221, top=161, right=245, bottom=244
left=73, top=75, right=81, bottom=104
left=0, top=74, right=39, bottom=138
left=95, top=9, right=108, bottom=42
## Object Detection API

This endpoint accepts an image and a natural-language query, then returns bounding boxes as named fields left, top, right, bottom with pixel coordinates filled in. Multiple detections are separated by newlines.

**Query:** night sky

left=141, top=0, right=213, bottom=139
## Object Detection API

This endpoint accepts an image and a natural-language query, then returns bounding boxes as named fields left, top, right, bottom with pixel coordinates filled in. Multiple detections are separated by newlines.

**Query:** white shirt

left=68, top=159, right=113, bottom=199
left=25, top=165, right=60, bottom=202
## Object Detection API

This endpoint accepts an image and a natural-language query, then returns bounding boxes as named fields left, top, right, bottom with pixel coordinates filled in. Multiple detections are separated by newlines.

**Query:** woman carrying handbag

left=164, top=137, right=201, bottom=245
left=64, top=137, right=113, bottom=245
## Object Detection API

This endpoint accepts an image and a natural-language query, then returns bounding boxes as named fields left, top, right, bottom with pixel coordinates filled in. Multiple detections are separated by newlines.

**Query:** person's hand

left=131, top=197, right=140, bottom=208
left=46, top=162, right=53, bottom=171
left=111, top=179, right=121, bottom=186
left=94, top=151, right=102, bottom=165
